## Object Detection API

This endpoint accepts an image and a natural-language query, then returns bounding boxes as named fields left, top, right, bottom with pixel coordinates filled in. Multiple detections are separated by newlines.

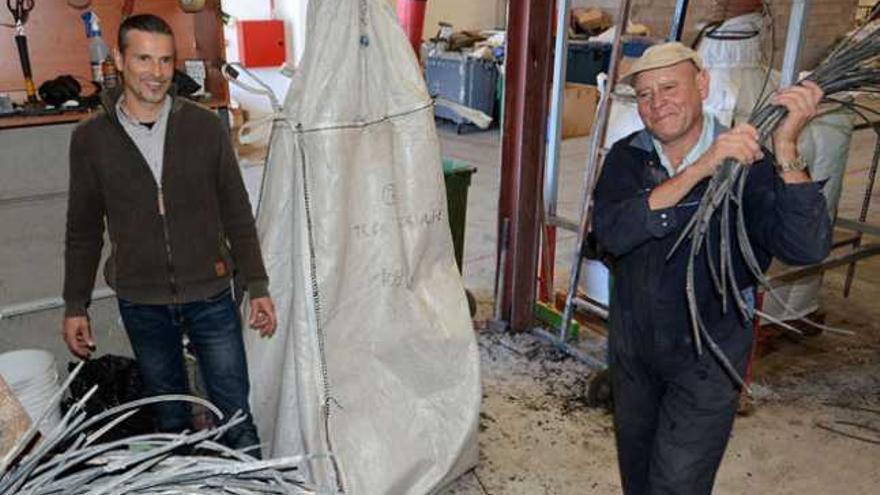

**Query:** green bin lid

left=442, top=158, right=476, bottom=175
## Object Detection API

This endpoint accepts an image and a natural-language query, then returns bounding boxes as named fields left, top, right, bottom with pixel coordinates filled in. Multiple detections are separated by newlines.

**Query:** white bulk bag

left=243, top=1, right=480, bottom=493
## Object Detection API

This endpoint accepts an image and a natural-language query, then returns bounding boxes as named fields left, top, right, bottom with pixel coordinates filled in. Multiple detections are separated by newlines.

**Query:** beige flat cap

left=619, top=41, right=703, bottom=86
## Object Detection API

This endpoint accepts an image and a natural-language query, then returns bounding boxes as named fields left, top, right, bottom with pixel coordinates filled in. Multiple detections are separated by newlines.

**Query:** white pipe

left=0, top=287, right=115, bottom=320
left=780, top=0, right=811, bottom=86
left=544, top=0, right=572, bottom=218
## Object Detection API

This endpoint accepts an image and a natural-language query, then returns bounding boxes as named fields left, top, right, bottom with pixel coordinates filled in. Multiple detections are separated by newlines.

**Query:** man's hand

left=694, top=123, right=764, bottom=179
left=649, top=124, right=763, bottom=211
left=62, top=316, right=95, bottom=359
left=771, top=80, right=824, bottom=161
left=249, top=296, right=277, bottom=338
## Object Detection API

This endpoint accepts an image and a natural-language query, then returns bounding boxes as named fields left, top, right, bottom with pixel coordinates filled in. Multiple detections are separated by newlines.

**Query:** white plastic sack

left=760, top=109, right=854, bottom=320
left=243, top=1, right=480, bottom=493
left=698, top=13, right=855, bottom=320
left=699, top=13, right=768, bottom=126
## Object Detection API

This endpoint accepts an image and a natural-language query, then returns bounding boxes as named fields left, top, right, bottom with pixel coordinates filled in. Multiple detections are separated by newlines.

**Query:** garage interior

left=0, top=0, right=878, bottom=494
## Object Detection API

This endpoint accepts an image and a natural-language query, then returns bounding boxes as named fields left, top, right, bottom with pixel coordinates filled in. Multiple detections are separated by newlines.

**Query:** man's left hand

left=249, top=296, right=277, bottom=338
left=771, top=80, right=824, bottom=160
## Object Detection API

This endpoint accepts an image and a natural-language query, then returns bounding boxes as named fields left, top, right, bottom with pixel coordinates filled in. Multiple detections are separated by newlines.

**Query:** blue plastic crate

left=566, top=42, right=611, bottom=85
left=623, top=37, right=654, bottom=57
left=426, top=52, right=498, bottom=130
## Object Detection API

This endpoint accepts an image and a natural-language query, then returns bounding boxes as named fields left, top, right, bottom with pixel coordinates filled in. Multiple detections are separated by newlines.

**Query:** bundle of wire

left=668, top=21, right=880, bottom=391
left=0, top=363, right=329, bottom=494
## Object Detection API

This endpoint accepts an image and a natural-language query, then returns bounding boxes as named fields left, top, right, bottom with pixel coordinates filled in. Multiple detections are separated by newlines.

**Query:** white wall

left=221, top=0, right=510, bottom=121
left=273, top=0, right=507, bottom=67
left=275, top=0, right=309, bottom=66
left=421, top=0, right=504, bottom=38
left=221, top=0, right=291, bottom=123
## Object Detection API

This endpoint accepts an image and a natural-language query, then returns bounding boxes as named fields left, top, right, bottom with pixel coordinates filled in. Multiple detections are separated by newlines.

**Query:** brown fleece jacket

left=63, top=90, right=268, bottom=316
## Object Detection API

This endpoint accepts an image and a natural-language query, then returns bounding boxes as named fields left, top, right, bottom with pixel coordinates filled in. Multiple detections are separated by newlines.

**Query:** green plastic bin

left=442, top=158, right=477, bottom=273
left=443, top=158, right=477, bottom=316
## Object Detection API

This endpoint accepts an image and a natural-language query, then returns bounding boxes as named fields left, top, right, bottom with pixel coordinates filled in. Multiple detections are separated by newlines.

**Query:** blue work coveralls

left=592, top=125, right=832, bottom=495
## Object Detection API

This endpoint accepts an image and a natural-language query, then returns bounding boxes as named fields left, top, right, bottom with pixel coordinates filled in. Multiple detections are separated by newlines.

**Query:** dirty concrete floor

left=437, top=121, right=880, bottom=495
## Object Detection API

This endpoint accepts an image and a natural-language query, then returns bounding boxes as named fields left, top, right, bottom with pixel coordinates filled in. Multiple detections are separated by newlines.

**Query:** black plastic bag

left=63, top=355, right=156, bottom=440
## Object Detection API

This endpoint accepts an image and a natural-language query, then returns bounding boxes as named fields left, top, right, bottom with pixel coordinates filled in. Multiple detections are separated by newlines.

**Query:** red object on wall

left=237, top=20, right=286, bottom=68
left=396, top=0, right=428, bottom=56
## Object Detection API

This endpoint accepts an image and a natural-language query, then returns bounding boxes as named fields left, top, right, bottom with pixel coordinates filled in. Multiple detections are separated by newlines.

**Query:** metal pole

left=532, top=327, right=606, bottom=369
left=493, top=218, right=511, bottom=322
left=544, top=0, right=572, bottom=218
left=843, top=135, right=880, bottom=296
left=669, top=0, right=691, bottom=42
left=780, top=0, right=812, bottom=86
left=769, top=243, right=880, bottom=286
left=0, top=287, right=115, bottom=320
left=559, top=0, right=633, bottom=342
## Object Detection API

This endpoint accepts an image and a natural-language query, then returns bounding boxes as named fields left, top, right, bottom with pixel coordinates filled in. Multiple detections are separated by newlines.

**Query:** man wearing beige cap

left=592, top=42, right=831, bottom=494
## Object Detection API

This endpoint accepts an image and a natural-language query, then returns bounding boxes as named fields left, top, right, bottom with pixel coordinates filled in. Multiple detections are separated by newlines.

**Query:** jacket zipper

left=157, top=188, right=179, bottom=304
left=107, top=94, right=180, bottom=305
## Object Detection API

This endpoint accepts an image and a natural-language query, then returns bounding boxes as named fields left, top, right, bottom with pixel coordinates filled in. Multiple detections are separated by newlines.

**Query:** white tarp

left=242, top=1, right=481, bottom=493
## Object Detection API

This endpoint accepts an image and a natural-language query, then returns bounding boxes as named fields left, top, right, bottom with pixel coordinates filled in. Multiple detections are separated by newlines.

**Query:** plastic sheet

left=242, top=1, right=480, bottom=493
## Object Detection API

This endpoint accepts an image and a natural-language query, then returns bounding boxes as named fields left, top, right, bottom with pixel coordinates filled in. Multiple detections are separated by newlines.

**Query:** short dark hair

left=118, top=14, right=174, bottom=54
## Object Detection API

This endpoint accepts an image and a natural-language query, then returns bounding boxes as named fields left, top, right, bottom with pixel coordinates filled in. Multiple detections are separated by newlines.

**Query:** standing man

left=62, top=14, right=276, bottom=455
left=593, top=43, right=831, bottom=494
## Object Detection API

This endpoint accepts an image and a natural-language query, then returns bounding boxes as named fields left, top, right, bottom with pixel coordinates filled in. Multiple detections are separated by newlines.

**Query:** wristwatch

left=775, top=155, right=807, bottom=174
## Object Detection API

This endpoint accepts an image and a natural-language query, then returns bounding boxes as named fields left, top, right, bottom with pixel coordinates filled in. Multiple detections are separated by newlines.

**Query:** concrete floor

left=1, top=115, right=878, bottom=494
left=437, top=120, right=880, bottom=494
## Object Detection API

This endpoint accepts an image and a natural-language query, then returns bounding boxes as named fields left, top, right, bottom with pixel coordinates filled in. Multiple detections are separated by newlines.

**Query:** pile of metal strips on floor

left=0, top=362, right=331, bottom=494
left=670, top=19, right=880, bottom=390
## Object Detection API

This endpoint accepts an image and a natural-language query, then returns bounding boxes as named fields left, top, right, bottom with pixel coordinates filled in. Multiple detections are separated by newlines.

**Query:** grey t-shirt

left=116, top=96, right=172, bottom=186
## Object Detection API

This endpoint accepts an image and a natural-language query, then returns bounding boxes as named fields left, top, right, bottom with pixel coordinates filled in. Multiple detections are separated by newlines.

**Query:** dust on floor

left=443, top=275, right=880, bottom=495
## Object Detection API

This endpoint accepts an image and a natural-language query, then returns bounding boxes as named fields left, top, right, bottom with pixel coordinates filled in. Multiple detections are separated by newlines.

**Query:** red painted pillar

left=396, top=0, right=429, bottom=57
left=497, top=0, right=555, bottom=331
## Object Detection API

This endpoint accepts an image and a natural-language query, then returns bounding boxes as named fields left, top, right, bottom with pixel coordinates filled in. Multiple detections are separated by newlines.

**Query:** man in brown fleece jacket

left=62, top=14, right=275, bottom=455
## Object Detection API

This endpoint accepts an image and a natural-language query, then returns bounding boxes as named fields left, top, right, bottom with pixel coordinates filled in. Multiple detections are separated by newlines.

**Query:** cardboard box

left=572, top=7, right=611, bottom=34
left=562, top=83, right=599, bottom=139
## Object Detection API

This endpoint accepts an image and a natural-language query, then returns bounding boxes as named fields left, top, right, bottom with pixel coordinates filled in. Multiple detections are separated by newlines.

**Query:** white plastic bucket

left=580, top=259, right=610, bottom=306
left=0, top=349, right=62, bottom=433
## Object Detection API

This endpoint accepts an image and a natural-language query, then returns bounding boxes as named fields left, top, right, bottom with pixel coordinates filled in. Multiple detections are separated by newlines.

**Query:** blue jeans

left=118, top=288, right=261, bottom=456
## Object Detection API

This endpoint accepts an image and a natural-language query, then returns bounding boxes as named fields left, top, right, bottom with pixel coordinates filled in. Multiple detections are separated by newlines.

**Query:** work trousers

left=118, top=287, right=261, bottom=457
left=610, top=320, right=753, bottom=495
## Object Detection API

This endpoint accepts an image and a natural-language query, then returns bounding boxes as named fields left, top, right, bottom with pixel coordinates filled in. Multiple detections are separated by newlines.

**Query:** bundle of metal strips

left=0, top=362, right=336, bottom=494
left=667, top=21, right=880, bottom=391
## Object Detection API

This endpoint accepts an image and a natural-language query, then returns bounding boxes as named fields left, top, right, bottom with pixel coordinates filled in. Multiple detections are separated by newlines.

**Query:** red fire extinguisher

left=396, top=0, right=428, bottom=57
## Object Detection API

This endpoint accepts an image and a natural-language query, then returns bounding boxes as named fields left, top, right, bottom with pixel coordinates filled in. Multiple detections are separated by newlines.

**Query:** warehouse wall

left=421, top=0, right=506, bottom=38
left=574, top=0, right=860, bottom=70
left=0, top=125, right=134, bottom=364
